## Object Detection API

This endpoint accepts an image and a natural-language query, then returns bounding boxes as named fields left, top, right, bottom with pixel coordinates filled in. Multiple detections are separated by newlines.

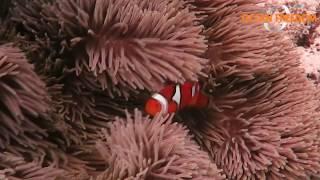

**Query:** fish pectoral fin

left=168, top=102, right=178, bottom=113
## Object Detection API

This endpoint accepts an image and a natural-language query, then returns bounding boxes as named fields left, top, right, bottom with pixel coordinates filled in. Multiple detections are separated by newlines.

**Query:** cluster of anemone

left=0, top=0, right=318, bottom=179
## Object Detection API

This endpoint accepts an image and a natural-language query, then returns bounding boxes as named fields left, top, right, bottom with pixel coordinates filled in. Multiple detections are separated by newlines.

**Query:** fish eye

left=202, top=85, right=214, bottom=95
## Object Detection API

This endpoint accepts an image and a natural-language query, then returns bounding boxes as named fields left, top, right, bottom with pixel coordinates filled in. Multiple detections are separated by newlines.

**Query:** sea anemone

left=0, top=152, right=66, bottom=180
left=11, top=0, right=142, bottom=146
left=44, top=72, right=127, bottom=146
left=95, top=110, right=225, bottom=180
left=0, top=44, right=88, bottom=172
left=0, top=44, right=50, bottom=150
left=179, top=0, right=320, bottom=179
left=12, top=0, right=208, bottom=97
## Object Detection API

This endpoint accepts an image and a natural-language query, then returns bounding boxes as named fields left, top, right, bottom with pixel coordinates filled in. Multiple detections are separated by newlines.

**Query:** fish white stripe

left=191, top=84, right=196, bottom=97
left=152, top=93, right=168, bottom=114
left=172, top=85, right=181, bottom=105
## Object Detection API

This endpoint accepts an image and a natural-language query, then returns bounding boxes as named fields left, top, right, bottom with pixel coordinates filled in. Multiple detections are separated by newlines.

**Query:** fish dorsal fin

left=172, top=85, right=181, bottom=106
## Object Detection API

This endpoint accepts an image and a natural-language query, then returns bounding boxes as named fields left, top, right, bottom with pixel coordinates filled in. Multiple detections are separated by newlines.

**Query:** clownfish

left=145, top=82, right=209, bottom=116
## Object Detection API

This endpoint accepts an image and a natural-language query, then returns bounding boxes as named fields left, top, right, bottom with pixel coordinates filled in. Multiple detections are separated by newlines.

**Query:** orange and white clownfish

left=145, top=81, right=209, bottom=116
